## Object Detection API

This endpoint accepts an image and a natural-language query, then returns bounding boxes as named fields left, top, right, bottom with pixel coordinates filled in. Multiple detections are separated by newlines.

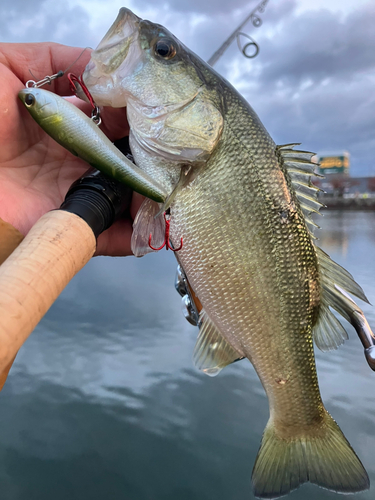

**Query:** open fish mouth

left=82, top=8, right=142, bottom=107
left=91, top=8, right=140, bottom=74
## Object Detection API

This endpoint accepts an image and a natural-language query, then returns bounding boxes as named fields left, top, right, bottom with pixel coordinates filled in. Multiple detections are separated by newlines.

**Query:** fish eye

left=154, top=39, right=176, bottom=60
left=24, top=93, right=36, bottom=107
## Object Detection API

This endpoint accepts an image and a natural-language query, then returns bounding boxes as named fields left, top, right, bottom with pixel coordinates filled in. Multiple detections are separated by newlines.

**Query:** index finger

left=0, top=42, right=92, bottom=96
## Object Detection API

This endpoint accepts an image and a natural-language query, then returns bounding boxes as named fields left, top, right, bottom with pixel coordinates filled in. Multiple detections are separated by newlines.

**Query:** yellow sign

left=319, top=156, right=349, bottom=169
left=317, top=153, right=350, bottom=174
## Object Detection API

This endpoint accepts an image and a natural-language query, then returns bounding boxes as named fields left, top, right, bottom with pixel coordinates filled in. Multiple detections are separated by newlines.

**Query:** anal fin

left=313, top=304, right=348, bottom=351
left=193, top=309, right=244, bottom=376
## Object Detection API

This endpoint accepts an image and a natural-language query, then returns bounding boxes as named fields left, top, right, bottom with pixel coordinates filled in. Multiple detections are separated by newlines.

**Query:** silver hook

left=91, top=105, right=101, bottom=126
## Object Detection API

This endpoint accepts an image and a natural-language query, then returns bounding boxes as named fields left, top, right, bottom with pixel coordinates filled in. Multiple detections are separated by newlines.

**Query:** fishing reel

left=174, top=264, right=200, bottom=326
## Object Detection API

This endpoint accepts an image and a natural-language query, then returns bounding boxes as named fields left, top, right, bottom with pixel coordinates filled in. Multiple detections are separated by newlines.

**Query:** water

left=0, top=210, right=374, bottom=500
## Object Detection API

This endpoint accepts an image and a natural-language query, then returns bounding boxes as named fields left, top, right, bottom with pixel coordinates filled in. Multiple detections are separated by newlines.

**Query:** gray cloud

left=257, top=4, right=375, bottom=86
left=1, top=0, right=373, bottom=175
left=136, top=0, right=252, bottom=15
left=208, top=0, right=375, bottom=176
left=126, top=0, right=276, bottom=63
left=1, top=0, right=46, bottom=15
left=0, top=0, right=94, bottom=47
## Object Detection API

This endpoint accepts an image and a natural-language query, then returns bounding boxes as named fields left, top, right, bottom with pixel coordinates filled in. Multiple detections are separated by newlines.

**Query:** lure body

left=18, top=88, right=166, bottom=203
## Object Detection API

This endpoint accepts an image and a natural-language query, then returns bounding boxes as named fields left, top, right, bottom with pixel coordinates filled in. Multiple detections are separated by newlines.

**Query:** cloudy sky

left=1, top=0, right=374, bottom=176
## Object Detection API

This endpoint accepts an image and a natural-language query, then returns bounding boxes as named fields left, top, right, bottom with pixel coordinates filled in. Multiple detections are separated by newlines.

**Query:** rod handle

left=0, top=210, right=96, bottom=374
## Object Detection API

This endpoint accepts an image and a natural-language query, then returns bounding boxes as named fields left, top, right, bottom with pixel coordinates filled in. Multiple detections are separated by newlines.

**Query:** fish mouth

left=91, top=8, right=140, bottom=75
left=82, top=8, right=142, bottom=107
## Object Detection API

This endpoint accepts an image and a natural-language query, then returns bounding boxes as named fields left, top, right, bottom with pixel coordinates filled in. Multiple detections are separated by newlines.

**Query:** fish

left=18, top=88, right=167, bottom=203
left=81, top=7, right=374, bottom=498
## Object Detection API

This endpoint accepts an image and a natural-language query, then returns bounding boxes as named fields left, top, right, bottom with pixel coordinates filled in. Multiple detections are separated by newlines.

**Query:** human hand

left=0, top=42, right=141, bottom=256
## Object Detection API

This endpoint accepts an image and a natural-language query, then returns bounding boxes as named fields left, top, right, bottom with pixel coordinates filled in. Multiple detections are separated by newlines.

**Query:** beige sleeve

left=0, top=218, right=24, bottom=390
left=0, top=211, right=96, bottom=390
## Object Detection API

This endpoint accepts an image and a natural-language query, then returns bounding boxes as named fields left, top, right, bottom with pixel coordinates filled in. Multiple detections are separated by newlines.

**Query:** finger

left=100, top=106, right=129, bottom=141
left=1, top=43, right=129, bottom=140
left=130, top=192, right=145, bottom=220
left=65, top=95, right=93, bottom=115
left=95, top=218, right=133, bottom=256
left=1, top=42, right=92, bottom=96
left=95, top=193, right=144, bottom=256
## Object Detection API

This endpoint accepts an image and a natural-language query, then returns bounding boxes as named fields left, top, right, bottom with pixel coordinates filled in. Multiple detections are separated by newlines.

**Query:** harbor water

left=0, top=210, right=374, bottom=500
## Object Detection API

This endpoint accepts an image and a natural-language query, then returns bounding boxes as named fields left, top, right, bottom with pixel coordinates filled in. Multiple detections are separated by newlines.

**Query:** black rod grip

left=60, top=168, right=132, bottom=238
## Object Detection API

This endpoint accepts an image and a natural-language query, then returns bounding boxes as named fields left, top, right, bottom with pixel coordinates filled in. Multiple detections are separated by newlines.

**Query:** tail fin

left=252, top=411, right=369, bottom=499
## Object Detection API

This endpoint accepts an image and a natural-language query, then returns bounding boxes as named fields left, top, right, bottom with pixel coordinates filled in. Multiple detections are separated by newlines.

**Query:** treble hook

left=148, top=212, right=183, bottom=252
left=68, top=73, right=101, bottom=125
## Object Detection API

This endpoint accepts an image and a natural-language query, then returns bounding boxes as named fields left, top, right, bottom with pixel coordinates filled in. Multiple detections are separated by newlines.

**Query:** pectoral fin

left=156, top=165, right=193, bottom=216
left=131, top=198, right=165, bottom=257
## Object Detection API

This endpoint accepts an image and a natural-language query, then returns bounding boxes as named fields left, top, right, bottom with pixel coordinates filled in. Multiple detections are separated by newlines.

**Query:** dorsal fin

left=277, top=145, right=373, bottom=353
left=277, top=144, right=325, bottom=236
left=316, top=247, right=369, bottom=303
left=193, top=310, right=244, bottom=376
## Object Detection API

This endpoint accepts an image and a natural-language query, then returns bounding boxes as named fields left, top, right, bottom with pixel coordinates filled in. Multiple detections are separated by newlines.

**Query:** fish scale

left=170, top=112, right=321, bottom=429
left=82, top=7, right=371, bottom=498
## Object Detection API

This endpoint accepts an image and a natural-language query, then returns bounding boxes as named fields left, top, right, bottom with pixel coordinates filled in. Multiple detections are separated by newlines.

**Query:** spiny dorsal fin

left=277, top=144, right=325, bottom=237
left=277, top=146, right=373, bottom=351
left=193, top=310, right=244, bottom=376
left=313, top=246, right=371, bottom=351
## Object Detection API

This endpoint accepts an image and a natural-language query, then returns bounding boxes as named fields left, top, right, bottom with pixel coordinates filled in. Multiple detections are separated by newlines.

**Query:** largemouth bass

left=82, top=8, right=373, bottom=498
left=18, top=88, right=167, bottom=203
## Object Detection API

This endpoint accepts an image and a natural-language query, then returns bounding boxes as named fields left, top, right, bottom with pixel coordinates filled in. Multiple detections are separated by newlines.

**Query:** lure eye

left=154, top=39, right=176, bottom=60
left=24, top=94, right=36, bottom=107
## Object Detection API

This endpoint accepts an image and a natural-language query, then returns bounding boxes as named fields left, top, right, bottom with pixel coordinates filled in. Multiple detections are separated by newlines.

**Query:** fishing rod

left=207, top=0, right=269, bottom=67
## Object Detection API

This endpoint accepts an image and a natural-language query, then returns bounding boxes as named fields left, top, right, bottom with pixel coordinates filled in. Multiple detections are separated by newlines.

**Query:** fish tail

left=252, top=411, right=369, bottom=499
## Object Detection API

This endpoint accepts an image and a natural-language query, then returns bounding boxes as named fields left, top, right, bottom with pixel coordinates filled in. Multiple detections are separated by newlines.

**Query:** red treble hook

left=148, top=212, right=183, bottom=252
left=67, top=73, right=101, bottom=124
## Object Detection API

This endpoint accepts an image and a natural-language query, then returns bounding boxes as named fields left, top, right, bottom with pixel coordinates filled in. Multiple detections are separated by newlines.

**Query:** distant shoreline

left=320, top=197, right=375, bottom=210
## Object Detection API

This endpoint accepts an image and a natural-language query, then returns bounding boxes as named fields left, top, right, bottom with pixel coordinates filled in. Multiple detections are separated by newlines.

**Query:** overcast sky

left=1, top=0, right=374, bottom=176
